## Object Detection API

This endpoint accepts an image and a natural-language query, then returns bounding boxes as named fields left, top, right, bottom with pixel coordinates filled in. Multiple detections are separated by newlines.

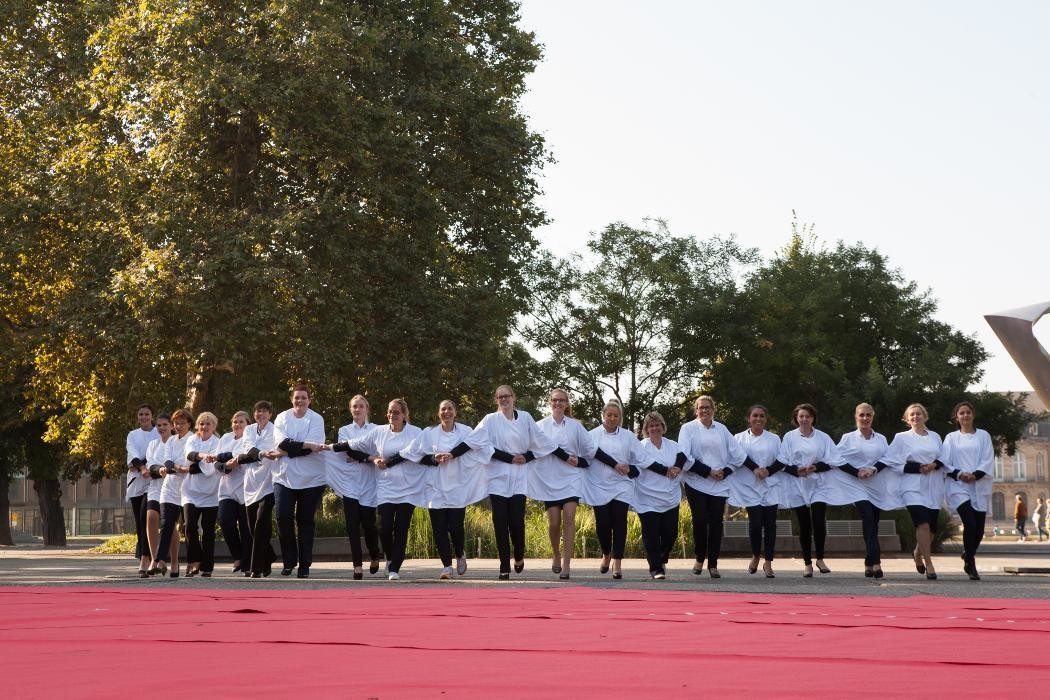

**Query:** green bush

left=892, top=508, right=956, bottom=553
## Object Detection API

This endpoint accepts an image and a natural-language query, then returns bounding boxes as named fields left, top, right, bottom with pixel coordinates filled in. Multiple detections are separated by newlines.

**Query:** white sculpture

left=985, top=301, right=1050, bottom=408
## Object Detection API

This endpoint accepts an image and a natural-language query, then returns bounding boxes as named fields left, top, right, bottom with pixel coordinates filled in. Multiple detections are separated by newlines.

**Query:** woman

left=835, top=403, right=896, bottom=579
left=144, top=414, right=174, bottom=576
left=125, top=404, right=158, bottom=577
left=340, top=399, right=427, bottom=581
left=884, top=403, right=945, bottom=580
left=940, top=400, right=994, bottom=580
left=678, top=395, right=749, bottom=579
left=325, top=395, right=382, bottom=580
left=527, top=388, right=595, bottom=580
left=240, top=401, right=278, bottom=578
left=775, top=403, right=843, bottom=578
left=264, top=385, right=327, bottom=578
left=151, top=408, right=194, bottom=577
left=634, top=411, right=687, bottom=579
left=182, top=412, right=221, bottom=577
left=1035, top=498, right=1048, bottom=542
left=584, top=400, right=641, bottom=580
left=213, top=411, right=252, bottom=574
left=729, top=405, right=782, bottom=578
left=473, top=385, right=555, bottom=580
left=1014, top=495, right=1028, bottom=542
left=403, top=399, right=492, bottom=579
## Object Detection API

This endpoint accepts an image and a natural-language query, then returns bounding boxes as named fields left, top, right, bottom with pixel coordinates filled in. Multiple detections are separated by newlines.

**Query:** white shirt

left=837, top=429, right=900, bottom=511
left=144, top=435, right=171, bottom=502
left=884, top=429, right=945, bottom=510
left=527, top=415, right=595, bottom=502
left=678, top=419, right=748, bottom=497
left=632, top=437, right=685, bottom=513
left=402, top=422, right=493, bottom=508
left=728, top=429, right=782, bottom=508
left=325, top=421, right=377, bottom=505
left=582, top=426, right=641, bottom=507
left=273, top=408, right=327, bottom=490
left=216, top=431, right=250, bottom=504
left=182, top=434, right=221, bottom=508
left=158, top=431, right=192, bottom=505
left=125, top=426, right=159, bottom=500
left=242, top=422, right=276, bottom=506
left=940, top=429, right=995, bottom=512
left=472, top=410, right=556, bottom=498
left=349, top=424, right=428, bottom=506
left=775, top=428, right=844, bottom=508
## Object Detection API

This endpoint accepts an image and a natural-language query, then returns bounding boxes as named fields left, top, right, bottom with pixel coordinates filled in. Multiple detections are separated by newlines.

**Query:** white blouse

left=775, top=428, right=844, bottom=508
left=326, top=421, right=377, bottom=505
left=273, top=408, right=327, bottom=490
left=583, top=426, right=641, bottom=507
left=728, top=429, right=782, bottom=508
left=837, top=429, right=900, bottom=511
left=884, top=429, right=945, bottom=510
left=677, top=419, right=748, bottom=497
left=158, top=432, right=192, bottom=506
left=940, top=429, right=995, bottom=512
left=216, top=431, right=250, bottom=505
left=349, top=424, right=428, bottom=506
left=402, top=422, right=493, bottom=508
left=527, top=415, right=596, bottom=502
left=241, top=422, right=276, bottom=506
left=182, top=434, right=221, bottom=508
left=472, top=410, right=556, bottom=498
left=125, top=427, right=158, bottom=500
left=144, top=435, right=170, bottom=502
left=632, top=436, right=685, bottom=513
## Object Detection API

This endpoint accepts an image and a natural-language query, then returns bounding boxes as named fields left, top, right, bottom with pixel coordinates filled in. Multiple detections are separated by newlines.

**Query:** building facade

left=7, top=473, right=134, bottom=538
left=990, top=394, right=1049, bottom=524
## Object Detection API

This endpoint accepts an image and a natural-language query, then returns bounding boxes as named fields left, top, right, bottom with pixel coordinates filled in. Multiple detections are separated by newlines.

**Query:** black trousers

left=218, top=498, right=252, bottom=566
left=379, top=502, right=415, bottom=573
left=274, top=483, right=325, bottom=570
left=490, top=494, right=527, bottom=573
left=429, top=507, right=466, bottom=567
left=684, top=485, right=726, bottom=567
left=956, top=500, right=987, bottom=561
left=184, top=504, right=218, bottom=572
left=639, top=507, right=678, bottom=574
left=342, top=497, right=381, bottom=567
left=155, top=502, right=182, bottom=564
left=794, top=502, right=827, bottom=565
left=746, top=505, right=778, bottom=561
left=594, top=499, right=630, bottom=560
left=246, top=494, right=276, bottom=575
left=854, top=500, right=881, bottom=566
left=130, top=494, right=148, bottom=559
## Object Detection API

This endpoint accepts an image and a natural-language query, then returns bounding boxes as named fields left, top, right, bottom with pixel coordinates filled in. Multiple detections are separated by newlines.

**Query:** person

left=1014, top=494, right=1028, bottom=542
left=473, top=385, right=556, bottom=580
left=324, top=395, right=382, bottom=580
left=143, top=414, right=173, bottom=576
left=337, top=398, right=427, bottom=581
left=775, top=403, right=843, bottom=577
left=940, top=401, right=995, bottom=579
left=884, top=403, right=945, bottom=580
left=584, top=400, right=642, bottom=580
left=125, top=404, right=158, bottom=577
left=182, top=412, right=221, bottom=577
left=729, top=405, right=782, bottom=578
left=634, top=411, right=687, bottom=579
left=1034, top=497, right=1048, bottom=542
left=265, top=384, right=327, bottom=578
left=213, top=411, right=252, bottom=574
left=678, top=395, right=750, bottom=579
left=402, top=399, right=492, bottom=579
left=151, top=408, right=194, bottom=577
left=240, top=401, right=278, bottom=578
left=836, top=403, right=895, bottom=579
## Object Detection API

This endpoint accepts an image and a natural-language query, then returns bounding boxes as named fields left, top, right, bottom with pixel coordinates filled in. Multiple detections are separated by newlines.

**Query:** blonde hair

left=550, top=388, right=572, bottom=417
left=642, top=411, right=666, bottom=434
left=694, top=395, right=716, bottom=411
left=855, top=402, right=874, bottom=415
left=196, top=412, right=218, bottom=428
left=902, top=403, right=928, bottom=423
left=388, top=398, right=409, bottom=421
left=349, top=394, right=369, bottom=411
left=231, top=411, right=250, bottom=425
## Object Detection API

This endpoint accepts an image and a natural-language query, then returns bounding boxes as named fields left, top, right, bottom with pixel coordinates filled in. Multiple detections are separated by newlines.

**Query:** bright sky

left=517, top=0, right=1050, bottom=393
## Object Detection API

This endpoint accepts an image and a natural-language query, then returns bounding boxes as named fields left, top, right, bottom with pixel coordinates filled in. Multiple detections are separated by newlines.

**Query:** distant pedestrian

left=1033, top=497, right=1047, bottom=542
left=1014, top=495, right=1028, bottom=542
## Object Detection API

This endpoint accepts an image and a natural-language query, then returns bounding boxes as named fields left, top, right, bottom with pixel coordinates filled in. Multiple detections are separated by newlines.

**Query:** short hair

left=438, top=399, right=457, bottom=417
left=388, top=398, right=409, bottom=420
left=253, top=400, right=273, bottom=414
left=196, top=412, right=218, bottom=428
left=902, top=403, right=928, bottom=423
left=746, top=404, right=769, bottom=420
left=155, top=413, right=171, bottom=424
left=642, top=411, right=667, bottom=434
left=290, top=383, right=311, bottom=398
left=792, top=403, right=817, bottom=425
left=349, top=394, right=370, bottom=411
left=694, top=395, right=716, bottom=411
left=951, top=401, right=976, bottom=422
left=231, top=410, right=250, bottom=425
left=855, top=402, right=875, bottom=415
left=137, top=403, right=154, bottom=414
left=171, top=408, right=194, bottom=425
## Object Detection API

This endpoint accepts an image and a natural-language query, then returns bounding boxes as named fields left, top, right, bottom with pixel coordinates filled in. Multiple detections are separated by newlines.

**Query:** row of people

left=124, top=386, right=993, bottom=581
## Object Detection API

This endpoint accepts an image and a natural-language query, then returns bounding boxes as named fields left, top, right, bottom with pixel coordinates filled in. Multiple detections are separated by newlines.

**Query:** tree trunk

left=186, top=359, right=235, bottom=416
left=33, top=478, right=66, bottom=546
left=0, top=471, right=13, bottom=546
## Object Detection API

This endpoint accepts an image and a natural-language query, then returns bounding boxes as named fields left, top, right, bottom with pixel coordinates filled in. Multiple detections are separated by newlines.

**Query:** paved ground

left=2, top=541, right=1047, bottom=598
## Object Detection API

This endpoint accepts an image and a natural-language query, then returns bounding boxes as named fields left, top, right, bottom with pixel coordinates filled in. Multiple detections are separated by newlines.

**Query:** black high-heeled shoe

left=815, top=560, right=831, bottom=574
left=138, top=570, right=149, bottom=579
left=611, top=571, right=623, bottom=580
left=232, top=563, right=241, bottom=573
left=498, top=572, right=510, bottom=581
left=926, top=572, right=938, bottom=580
left=873, top=568, right=884, bottom=579
left=281, top=567, right=293, bottom=576
left=250, top=572, right=262, bottom=579
left=513, top=560, right=525, bottom=574
left=370, top=559, right=381, bottom=575
left=353, top=570, right=363, bottom=581
left=864, top=568, right=874, bottom=578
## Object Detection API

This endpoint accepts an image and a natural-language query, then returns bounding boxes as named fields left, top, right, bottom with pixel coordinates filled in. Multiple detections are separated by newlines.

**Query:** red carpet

left=2, top=586, right=1048, bottom=697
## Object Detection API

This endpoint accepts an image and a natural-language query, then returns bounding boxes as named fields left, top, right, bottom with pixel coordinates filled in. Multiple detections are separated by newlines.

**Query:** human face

left=495, top=388, right=515, bottom=412
left=795, top=409, right=814, bottom=433
left=855, top=407, right=874, bottom=433
left=350, top=399, right=369, bottom=425
left=438, top=400, right=456, bottom=426
left=955, top=405, right=975, bottom=431
left=254, top=407, right=271, bottom=427
left=602, top=406, right=621, bottom=432
left=173, top=417, right=190, bottom=437
left=291, top=390, right=310, bottom=416
left=231, top=414, right=248, bottom=437
left=646, top=421, right=665, bottom=441
left=906, top=406, right=926, bottom=431
left=387, top=402, right=406, bottom=429
left=155, top=418, right=172, bottom=439
left=196, top=419, right=215, bottom=440
left=748, top=408, right=767, bottom=434
left=695, top=400, right=715, bottom=426
left=549, top=391, right=569, bottom=419
left=137, top=407, right=153, bottom=430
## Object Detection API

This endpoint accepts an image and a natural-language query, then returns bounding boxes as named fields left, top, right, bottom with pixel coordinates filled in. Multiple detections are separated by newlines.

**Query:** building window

left=1029, top=423, right=1040, bottom=437
left=1037, top=453, right=1046, bottom=481
left=994, top=456, right=1004, bottom=480
left=992, top=492, right=1006, bottom=520
left=1014, top=453, right=1027, bottom=481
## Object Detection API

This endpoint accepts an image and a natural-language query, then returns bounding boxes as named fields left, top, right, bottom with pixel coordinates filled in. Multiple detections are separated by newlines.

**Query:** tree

left=1, top=1, right=550, bottom=539
left=523, top=220, right=756, bottom=430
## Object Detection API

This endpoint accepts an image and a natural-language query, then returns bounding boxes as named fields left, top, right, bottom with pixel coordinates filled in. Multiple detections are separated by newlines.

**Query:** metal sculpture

left=985, top=301, right=1050, bottom=408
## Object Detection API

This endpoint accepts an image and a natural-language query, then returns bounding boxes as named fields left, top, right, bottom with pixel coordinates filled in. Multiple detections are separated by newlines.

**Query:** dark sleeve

left=449, top=442, right=471, bottom=458
left=767, top=460, right=787, bottom=475
left=690, top=459, right=712, bottom=477
left=575, top=457, right=589, bottom=469
left=129, top=458, right=146, bottom=470
left=946, top=469, right=960, bottom=481
left=148, top=465, right=164, bottom=478
left=278, top=438, right=310, bottom=458
left=627, top=465, right=640, bottom=479
left=188, top=460, right=202, bottom=474
left=523, top=451, right=537, bottom=462
left=814, top=462, right=832, bottom=473
left=783, top=464, right=800, bottom=477
left=552, top=447, right=572, bottom=462
left=215, top=452, right=233, bottom=464
left=186, top=451, right=202, bottom=463
left=237, top=447, right=261, bottom=464
left=874, top=461, right=889, bottom=473
left=741, top=455, right=759, bottom=472
left=675, top=452, right=689, bottom=469
left=903, top=460, right=923, bottom=474
left=492, top=448, right=516, bottom=464
left=593, top=448, right=619, bottom=469
left=163, top=459, right=175, bottom=470
left=420, top=454, right=440, bottom=466
left=722, top=466, right=734, bottom=476
left=331, top=442, right=370, bottom=462
left=933, top=459, right=944, bottom=470
left=973, top=470, right=987, bottom=480
left=839, top=463, right=861, bottom=477
left=386, top=454, right=405, bottom=467
left=646, top=462, right=670, bottom=477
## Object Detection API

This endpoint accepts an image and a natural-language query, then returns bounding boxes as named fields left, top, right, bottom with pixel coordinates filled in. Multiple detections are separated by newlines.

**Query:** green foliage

left=891, top=508, right=957, bottom=553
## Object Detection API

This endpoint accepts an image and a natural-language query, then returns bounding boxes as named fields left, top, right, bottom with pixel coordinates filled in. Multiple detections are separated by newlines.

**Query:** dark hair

left=253, top=400, right=273, bottom=414
left=746, top=404, right=769, bottom=420
left=137, top=403, right=154, bottom=414
left=951, top=401, right=976, bottom=422
left=290, top=383, right=310, bottom=398
left=155, top=413, right=171, bottom=423
left=792, top=403, right=817, bottom=425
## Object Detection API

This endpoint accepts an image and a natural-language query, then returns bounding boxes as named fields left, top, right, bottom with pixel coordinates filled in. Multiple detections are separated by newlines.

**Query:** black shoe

left=200, top=572, right=211, bottom=578
left=232, top=564, right=241, bottom=573
left=281, top=568, right=293, bottom=576
left=498, top=572, right=510, bottom=581
left=612, top=571, right=623, bottom=580
left=353, top=571, right=363, bottom=580
left=297, top=567, right=310, bottom=579
left=185, top=569, right=197, bottom=578
left=926, top=572, right=938, bottom=580
left=370, top=559, right=381, bottom=575
left=243, top=571, right=253, bottom=577
left=263, top=565, right=272, bottom=577
left=250, top=572, right=262, bottom=578
left=513, top=560, right=525, bottom=574
left=873, top=568, right=884, bottom=579
left=138, top=570, right=149, bottom=579
left=864, top=568, right=874, bottom=578
left=169, top=571, right=179, bottom=578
